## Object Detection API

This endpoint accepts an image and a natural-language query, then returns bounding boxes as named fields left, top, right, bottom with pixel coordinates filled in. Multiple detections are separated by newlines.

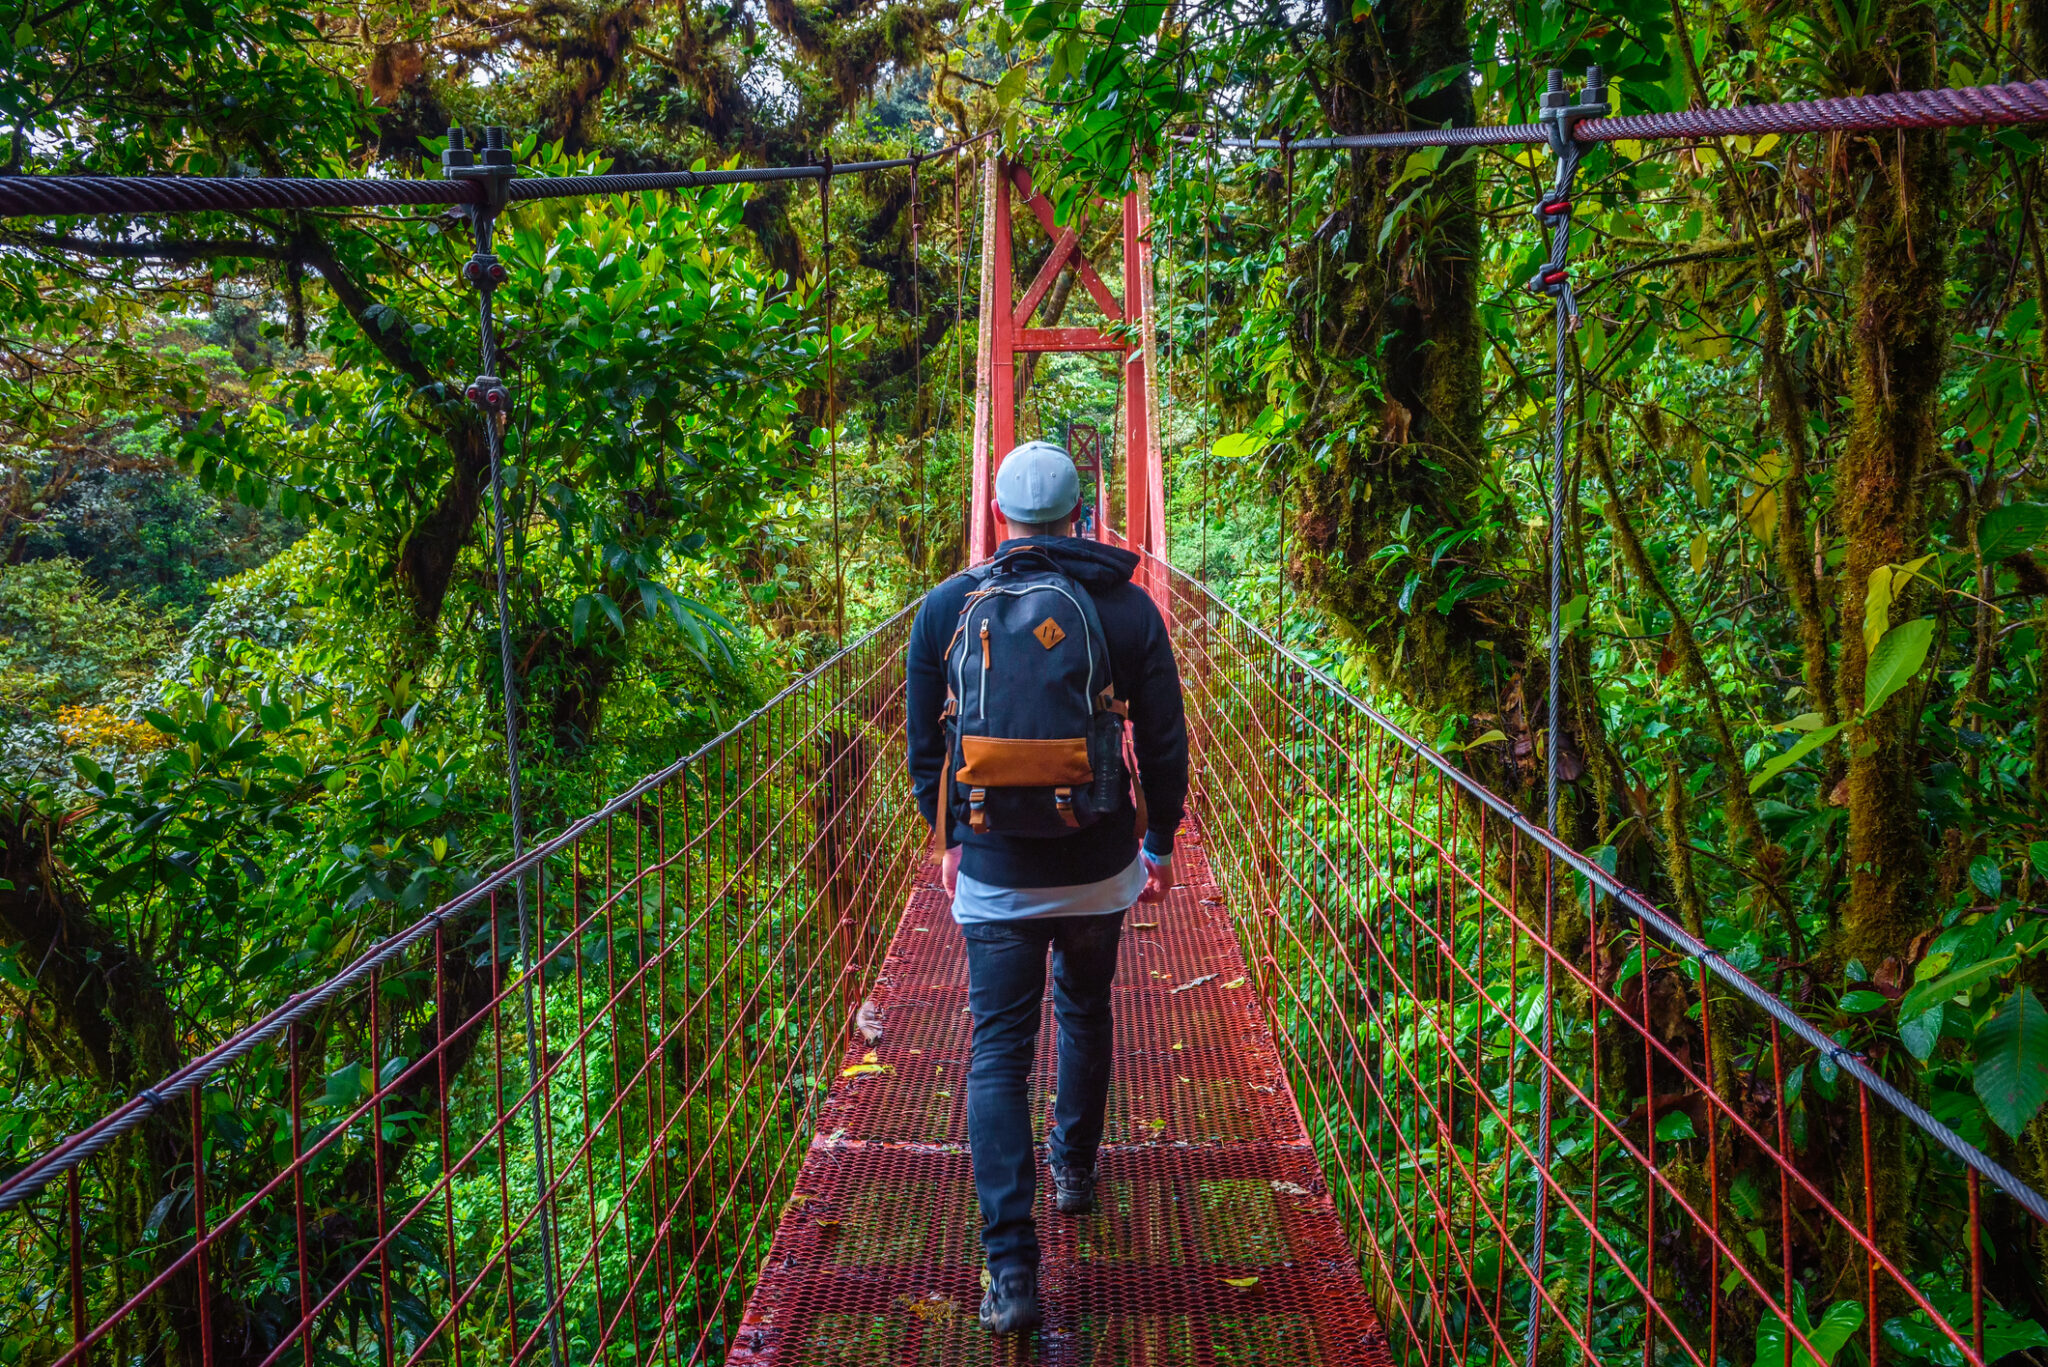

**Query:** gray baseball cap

left=995, top=440, right=1081, bottom=524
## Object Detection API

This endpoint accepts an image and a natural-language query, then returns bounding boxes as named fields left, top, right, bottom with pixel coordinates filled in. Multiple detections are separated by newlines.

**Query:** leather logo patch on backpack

left=1033, top=617, right=1066, bottom=649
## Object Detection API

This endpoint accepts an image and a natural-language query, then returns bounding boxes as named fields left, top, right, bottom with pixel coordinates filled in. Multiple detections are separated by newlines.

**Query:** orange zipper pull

left=980, top=621, right=991, bottom=667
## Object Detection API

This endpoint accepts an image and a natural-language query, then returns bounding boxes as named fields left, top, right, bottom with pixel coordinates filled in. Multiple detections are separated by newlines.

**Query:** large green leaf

left=1974, top=986, right=2048, bottom=1138
left=1748, top=722, right=1842, bottom=794
left=1898, top=952, right=2019, bottom=1020
left=1755, top=1286, right=1865, bottom=1367
left=1863, top=617, right=1934, bottom=714
left=1899, top=1005, right=1943, bottom=1061
left=1978, top=503, right=2048, bottom=561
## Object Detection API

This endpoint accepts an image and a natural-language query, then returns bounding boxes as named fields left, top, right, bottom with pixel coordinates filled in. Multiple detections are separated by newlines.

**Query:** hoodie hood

left=993, top=535, right=1140, bottom=590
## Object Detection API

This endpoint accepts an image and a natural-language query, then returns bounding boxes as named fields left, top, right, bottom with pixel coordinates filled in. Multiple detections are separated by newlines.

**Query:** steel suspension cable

left=822, top=148, right=843, bottom=646
left=911, top=154, right=926, bottom=587
left=1182, top=76, right=2048, bottom=151
left=955, top=152, right=970, bottom=561
left=1201, top=139, right=1216, bottom=583
left=0, top=136, right=993, bottom=220
left=443, top=129, right=567, bottom=1367
left=1519, top=67, right=1607, bottom=1367
left=1277, top=130, right=1294, bottom=640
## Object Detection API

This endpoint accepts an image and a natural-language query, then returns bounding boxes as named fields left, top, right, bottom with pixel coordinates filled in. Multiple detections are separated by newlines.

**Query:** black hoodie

left=906, top=536, right=1189, bottom=889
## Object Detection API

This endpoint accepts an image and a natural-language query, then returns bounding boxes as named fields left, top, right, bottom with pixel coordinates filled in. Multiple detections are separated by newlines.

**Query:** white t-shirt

left=951, top=853, right=1148, bottom=924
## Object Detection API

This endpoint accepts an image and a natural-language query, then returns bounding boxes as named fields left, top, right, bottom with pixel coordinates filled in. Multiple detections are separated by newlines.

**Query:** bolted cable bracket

left=465, top=375, right=510, bottom=412
left=442, top=124, right=517, bottom=215
left=447, top=125, right=518, bottom=418
left=1525, top=67, right=1608, bottom=329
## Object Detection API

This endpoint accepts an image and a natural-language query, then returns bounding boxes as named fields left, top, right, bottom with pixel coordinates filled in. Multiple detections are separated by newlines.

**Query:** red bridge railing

left=0, top=609, right=923, bottom=1367
left=5, top=568, right=2046, bottom=1367
left=1154, top=559, right=2048, bottom=1367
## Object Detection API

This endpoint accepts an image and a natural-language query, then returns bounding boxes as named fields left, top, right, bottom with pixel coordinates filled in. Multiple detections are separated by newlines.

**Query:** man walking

left=905, top=440, right=1188, bottom=1336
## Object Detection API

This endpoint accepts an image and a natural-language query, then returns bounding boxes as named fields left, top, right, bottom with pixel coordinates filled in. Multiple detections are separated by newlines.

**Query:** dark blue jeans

left=960, top=910, right=1126, bottom=1274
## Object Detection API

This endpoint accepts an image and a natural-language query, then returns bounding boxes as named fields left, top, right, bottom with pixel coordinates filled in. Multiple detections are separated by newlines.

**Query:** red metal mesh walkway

left=727, top=833, right=1392, bottom=1365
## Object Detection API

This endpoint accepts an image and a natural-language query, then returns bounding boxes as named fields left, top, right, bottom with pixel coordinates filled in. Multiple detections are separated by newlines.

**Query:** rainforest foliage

left=3, top=0, right=2048, bottom=1360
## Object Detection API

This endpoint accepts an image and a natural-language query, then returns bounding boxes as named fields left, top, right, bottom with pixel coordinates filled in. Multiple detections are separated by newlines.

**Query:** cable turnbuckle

left=466, top=375, right=511, bottom=412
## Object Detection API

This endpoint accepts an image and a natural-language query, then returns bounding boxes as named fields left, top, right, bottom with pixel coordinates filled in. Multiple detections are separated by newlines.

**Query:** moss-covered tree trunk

left=1296, top=0, right=1533, bottom=794
left=1834, top=11, right=1951, bottom=969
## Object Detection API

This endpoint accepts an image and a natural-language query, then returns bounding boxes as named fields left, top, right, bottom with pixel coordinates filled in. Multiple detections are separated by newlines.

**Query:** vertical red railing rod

left=370, top=968, right=394, bottom=1366
left=67, top=1166, right=86, bottom=1364
left=1859, top=1083, right=1879, bottom=1367
left=491, top=893, right=518, bottom=1353
left=190, top=1085, right=213, bottom=1367
left=1770, top=1018, right=1793, bottom=1367
left=1584, top=879, right=1603, bottom=1362
left=1696, top=946, right=1720, bottom=1367
left=436, top=923, right=463, bottom=1367
left=1970, top=1168, right=1986, bottom=1367
left=286, top=1032, right=310, bottom=1365
left=1637, top=908, right=1657, bottom=1367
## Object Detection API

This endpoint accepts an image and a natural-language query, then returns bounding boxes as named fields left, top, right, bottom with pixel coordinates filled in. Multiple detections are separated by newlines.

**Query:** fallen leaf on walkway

left=1270, top=1180, right=1311, bottom=1196
left=1147, top=1118, right=1166, bottom=1132
left=1172, top=1042, right=1183, bottom=1050
left=1178, top=1076, right=1190, bottom=1084
left=1222, top=1276, right=1260, bottom=1289
left=1132, top=921, right=1159, bottom=930
left=936, top=1090, right=951, bottom=1098
left=841, top=1062, right=894, bottom=1077
left=1224, top=978, right=1245, bottom=989
left=1170, top=974, right=1218, bottom=995
left=895, top=1292, right=958, bottom=1323
left=912, top=926, right=930, bottom=932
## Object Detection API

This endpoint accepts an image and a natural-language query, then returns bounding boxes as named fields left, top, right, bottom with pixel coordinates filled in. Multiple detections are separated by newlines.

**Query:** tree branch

left=1, top=230, right=292, bottom=263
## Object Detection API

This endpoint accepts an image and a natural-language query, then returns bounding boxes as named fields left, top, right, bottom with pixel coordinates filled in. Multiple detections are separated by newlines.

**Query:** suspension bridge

left=5, top=72, right=2048, bottom=1367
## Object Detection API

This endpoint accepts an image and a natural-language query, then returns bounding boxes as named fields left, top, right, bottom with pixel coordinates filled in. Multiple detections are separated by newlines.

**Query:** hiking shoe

left=978, top=1264, right=1041, bottom=1335
left=1050, top=1160, right=1097, bottom=1215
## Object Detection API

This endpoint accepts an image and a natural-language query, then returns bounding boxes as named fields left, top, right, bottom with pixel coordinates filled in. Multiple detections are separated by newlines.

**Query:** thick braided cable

left=1184, top=76, right=2048, bottom=151
left=0, top=135, right=995, bottom=220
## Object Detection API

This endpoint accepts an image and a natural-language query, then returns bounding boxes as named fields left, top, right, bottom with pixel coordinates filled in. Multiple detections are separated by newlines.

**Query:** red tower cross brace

left=968, top=158, right=1168, bottom=571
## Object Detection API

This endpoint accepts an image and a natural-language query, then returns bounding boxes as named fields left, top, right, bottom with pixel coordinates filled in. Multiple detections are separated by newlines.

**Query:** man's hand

left=942, top=844, right=962, bottom=896
left=1138, top=849, right=1172, bottom=905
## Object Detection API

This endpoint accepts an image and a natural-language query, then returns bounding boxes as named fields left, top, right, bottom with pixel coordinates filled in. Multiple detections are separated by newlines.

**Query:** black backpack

left=938, top=546, right=1130, bottom=839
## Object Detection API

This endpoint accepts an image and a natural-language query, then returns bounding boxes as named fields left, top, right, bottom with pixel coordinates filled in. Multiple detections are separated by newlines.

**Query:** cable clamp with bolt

left=442, top=124, right=517, bottom=215
left=1524, top=67, right=1608, bottom=330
